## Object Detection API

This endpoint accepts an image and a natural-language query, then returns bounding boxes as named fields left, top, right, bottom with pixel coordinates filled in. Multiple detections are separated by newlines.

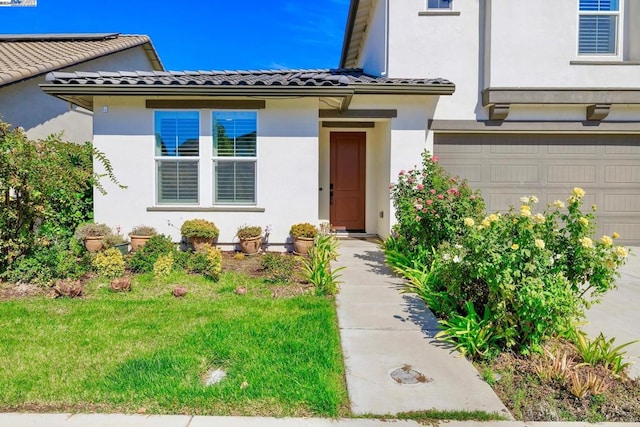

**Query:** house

left=341, top=0, right=640, bottom=245
left=40, top=0, right=640, bottom=246
left=0, top=33, right=163, bottom=143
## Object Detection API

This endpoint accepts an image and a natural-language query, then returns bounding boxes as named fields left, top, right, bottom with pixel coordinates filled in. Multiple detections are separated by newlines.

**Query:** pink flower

left=422, top=208, right=428, bottom=213
left=408, top=177, right=414, bottom=184
left=470, top=195, right=476, bottom=201
left=426, top=199, right=433, bottom=206
left=415, top=215, right=421, bottom=221
left=432, top=155, right=439, bottom=162
left=399, top=170, right=405, bottom=176
left=414, top=203, right=423, bottom=211
left=447, top=187, right=459, bottom=196
left=417, top=184, right=424, bottom=190
left=437, top=194, right=444, bottom=200
left=430, top=189, right=437, bottom=195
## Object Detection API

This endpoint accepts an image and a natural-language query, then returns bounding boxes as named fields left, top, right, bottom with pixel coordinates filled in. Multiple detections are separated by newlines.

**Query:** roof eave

left=339, top=0, right=360, bottom=69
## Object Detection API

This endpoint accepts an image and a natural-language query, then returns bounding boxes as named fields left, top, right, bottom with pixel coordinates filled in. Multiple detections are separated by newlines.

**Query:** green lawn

left=0, top=272, right=347, bottom=416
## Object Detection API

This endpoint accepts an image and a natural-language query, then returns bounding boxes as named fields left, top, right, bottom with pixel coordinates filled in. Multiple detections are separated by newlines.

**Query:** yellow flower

left=615, top=246, right=628, bottom=258
left=511, top=244, right=519, bottom=250
left=606, top=260, right=616, bottom=269
left=520, top=205, right=531, bottom=217
left=592, top=204, right=597, bottom=212
left=534, top=239, right=545, bottom=249
left=533, top=213, right=545, bottom=224
left=464, top=217, right=475, bottom=227
left=600, top=235, right=613, bottom=247
left=579, top=217, right=589, bottom=226
left=530, top=195, right=539, bottom=204
left=553, top=200, right=565, bottom=209
left=488, top=213, right=499, bottom=222
left=519, top=196, right=529, bottom=203
left=612, top=232, right=620, bottom=239
left=572, top=187, right=585, bottom=199
left=579, top=237, right=593, bottom=248
left=481, top=218, right=491, bottom=228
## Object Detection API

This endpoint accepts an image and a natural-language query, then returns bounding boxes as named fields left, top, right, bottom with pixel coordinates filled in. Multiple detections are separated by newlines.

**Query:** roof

left=0, top=33, right=164, bottom=87
left=41, top=68, right=454, bottom=110
left=340, top=0, right=371, bottom=69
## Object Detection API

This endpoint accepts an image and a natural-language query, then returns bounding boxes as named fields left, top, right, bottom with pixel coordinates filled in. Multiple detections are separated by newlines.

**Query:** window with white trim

left=428, top=0, right=452, bottom=9
left=578, top=0, right=621, bottom=55
left=212, top=111, right=257, bottom=205
left=154, top=111, right=199, bottom=204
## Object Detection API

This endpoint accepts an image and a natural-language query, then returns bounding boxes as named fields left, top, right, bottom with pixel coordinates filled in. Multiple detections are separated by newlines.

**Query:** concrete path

left=1, top=413, right=639, bottom=427
left=584, top=247, right=640, bottom=379
left=334, top=239, right=511, bottom=417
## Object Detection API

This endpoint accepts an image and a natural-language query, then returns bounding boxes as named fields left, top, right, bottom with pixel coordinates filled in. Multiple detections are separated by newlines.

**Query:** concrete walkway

left=584, top=247, right=640, bottom=379
left=334, top=239, right=511, bottom=417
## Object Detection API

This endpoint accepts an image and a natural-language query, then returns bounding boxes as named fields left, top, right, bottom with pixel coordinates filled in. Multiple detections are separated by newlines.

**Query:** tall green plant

left=0, top=120, right=123, bottom=270
left=302, top=233, right=344, bottom=296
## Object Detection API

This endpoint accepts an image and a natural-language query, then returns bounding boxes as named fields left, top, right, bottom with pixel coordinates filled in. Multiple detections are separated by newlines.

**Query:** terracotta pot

left=191, top=236, right=215, bottom=252
left=84, top=236, right=104, bottom=253
left=130, top=235, right=152, bottom=251
left=239, top=236, right=262, bottom=254
left=292, top=236, right=314, bottom=255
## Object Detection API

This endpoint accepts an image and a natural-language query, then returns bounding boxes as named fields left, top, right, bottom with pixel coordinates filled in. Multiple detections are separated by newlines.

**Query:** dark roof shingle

left=45, top=68, right=452, bottom=87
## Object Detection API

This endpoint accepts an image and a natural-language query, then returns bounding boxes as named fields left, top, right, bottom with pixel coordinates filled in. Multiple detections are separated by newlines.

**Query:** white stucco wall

left=92, top=96, right=320, bottom=247
left=0, top=45, right=156, bottom=143
left=359, top=0, right=388, bottom=76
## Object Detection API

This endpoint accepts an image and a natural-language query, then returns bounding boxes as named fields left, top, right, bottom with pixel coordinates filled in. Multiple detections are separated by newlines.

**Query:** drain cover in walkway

left=390, top=365, right=431, bottom=384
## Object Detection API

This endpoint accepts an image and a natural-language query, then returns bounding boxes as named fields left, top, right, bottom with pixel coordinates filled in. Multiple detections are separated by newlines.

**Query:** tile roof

left=0, top=33, right=163, bottom=87
left=44, top=68, right=452, bottom=87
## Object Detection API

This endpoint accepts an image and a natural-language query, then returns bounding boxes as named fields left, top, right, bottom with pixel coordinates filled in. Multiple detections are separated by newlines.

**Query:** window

left=428, top=0, right=452, bottom=9
left=578, top=0, right=620, bottom=55
left=212, top=111, right=257, bottom=205
left=154, top=111, right=199, bottom=204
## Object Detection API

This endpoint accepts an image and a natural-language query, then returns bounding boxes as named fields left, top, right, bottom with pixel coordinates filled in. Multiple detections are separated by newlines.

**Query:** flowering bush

left=387, top=150, right=484, bottom=266
left=393, top=187, right=629, bottom=358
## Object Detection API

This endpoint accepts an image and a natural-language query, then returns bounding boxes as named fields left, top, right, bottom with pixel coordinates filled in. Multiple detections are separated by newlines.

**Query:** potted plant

left=74, top=222, right=111, bottom=253
left=181, top=219, right=220, bottom=251
left=103, top=225, right=129, bottom=255
left=236, top=225, right=263, bottom=255
left=290, top=222, right=318, bottom=255
left=129, top=225, right=157, bottom=252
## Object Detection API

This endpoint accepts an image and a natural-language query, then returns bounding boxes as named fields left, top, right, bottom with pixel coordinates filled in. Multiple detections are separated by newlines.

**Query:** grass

left=0, top=271, right=347, bottom=416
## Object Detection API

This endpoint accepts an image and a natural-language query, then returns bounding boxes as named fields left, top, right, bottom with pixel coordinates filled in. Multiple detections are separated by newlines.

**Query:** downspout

left=381, top=0, right=389, bottom=76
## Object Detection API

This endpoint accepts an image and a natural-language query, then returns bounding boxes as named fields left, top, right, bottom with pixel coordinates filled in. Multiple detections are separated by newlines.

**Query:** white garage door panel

left=434, top=134, right=640, bottom=245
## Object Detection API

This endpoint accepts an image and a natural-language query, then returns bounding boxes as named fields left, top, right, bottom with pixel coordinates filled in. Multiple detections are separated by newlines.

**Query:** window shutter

left=215, top=160, right=256, bottom=204
left=579, top=15, right=617, bottom=54
left=157, top=160, right=199, bottom=204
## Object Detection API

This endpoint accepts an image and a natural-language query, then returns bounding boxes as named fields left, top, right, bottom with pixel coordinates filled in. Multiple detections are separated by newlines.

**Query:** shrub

left=92, top=248, right=125, bottom=279
left=399, top=190, right=629, bottom=358
left=153, top=253, right=174, bottom=280
left=186, top=244, right=222, bottom=280
left=0, top=119, right=122, bottom=271
left=180, top=219, right=219, bottom=239
left=261, top=252, right=296, bottom=283
left=302, top=234, right=344, bottom=296
left=129, top=234, right=177, bottom=273
left=74, top=222, right=111, bottom=240
left=290, top=223, right=318, bottom=239
left=129, top=225, right=157, bottom=236
left=237, top=225, right=262, bottom=239
left=386, top=150, right=484, bottom=266
left=2, top=238, right=91, bottom=285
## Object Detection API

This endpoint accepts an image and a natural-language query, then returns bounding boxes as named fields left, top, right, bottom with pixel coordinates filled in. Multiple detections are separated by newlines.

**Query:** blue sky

left=0, top=0, right=351, bottom=70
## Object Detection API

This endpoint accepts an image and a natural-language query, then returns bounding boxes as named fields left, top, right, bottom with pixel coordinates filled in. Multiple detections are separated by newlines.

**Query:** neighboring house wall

left=359, top=0, right=388, bottom=76
left=92, top=96, right=320, bottom=245
left=0, top=46, right=156, bottom=143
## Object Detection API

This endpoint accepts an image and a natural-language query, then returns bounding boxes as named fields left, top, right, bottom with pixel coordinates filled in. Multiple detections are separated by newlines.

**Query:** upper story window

left=154, top=111, right=200, bottom=204
left=212, top=111, right=258, bottom=205
left=428, top=0, right=452, bottom=9
left=578, top=0, right=620, bottom=55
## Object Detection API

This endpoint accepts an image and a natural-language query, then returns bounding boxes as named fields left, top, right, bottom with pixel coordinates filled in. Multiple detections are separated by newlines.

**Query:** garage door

left=434, top=134, right=640, bottom=246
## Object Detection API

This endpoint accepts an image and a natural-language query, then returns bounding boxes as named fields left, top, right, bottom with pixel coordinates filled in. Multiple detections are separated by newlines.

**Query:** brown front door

left=330, top=132, right=366, bottom=231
